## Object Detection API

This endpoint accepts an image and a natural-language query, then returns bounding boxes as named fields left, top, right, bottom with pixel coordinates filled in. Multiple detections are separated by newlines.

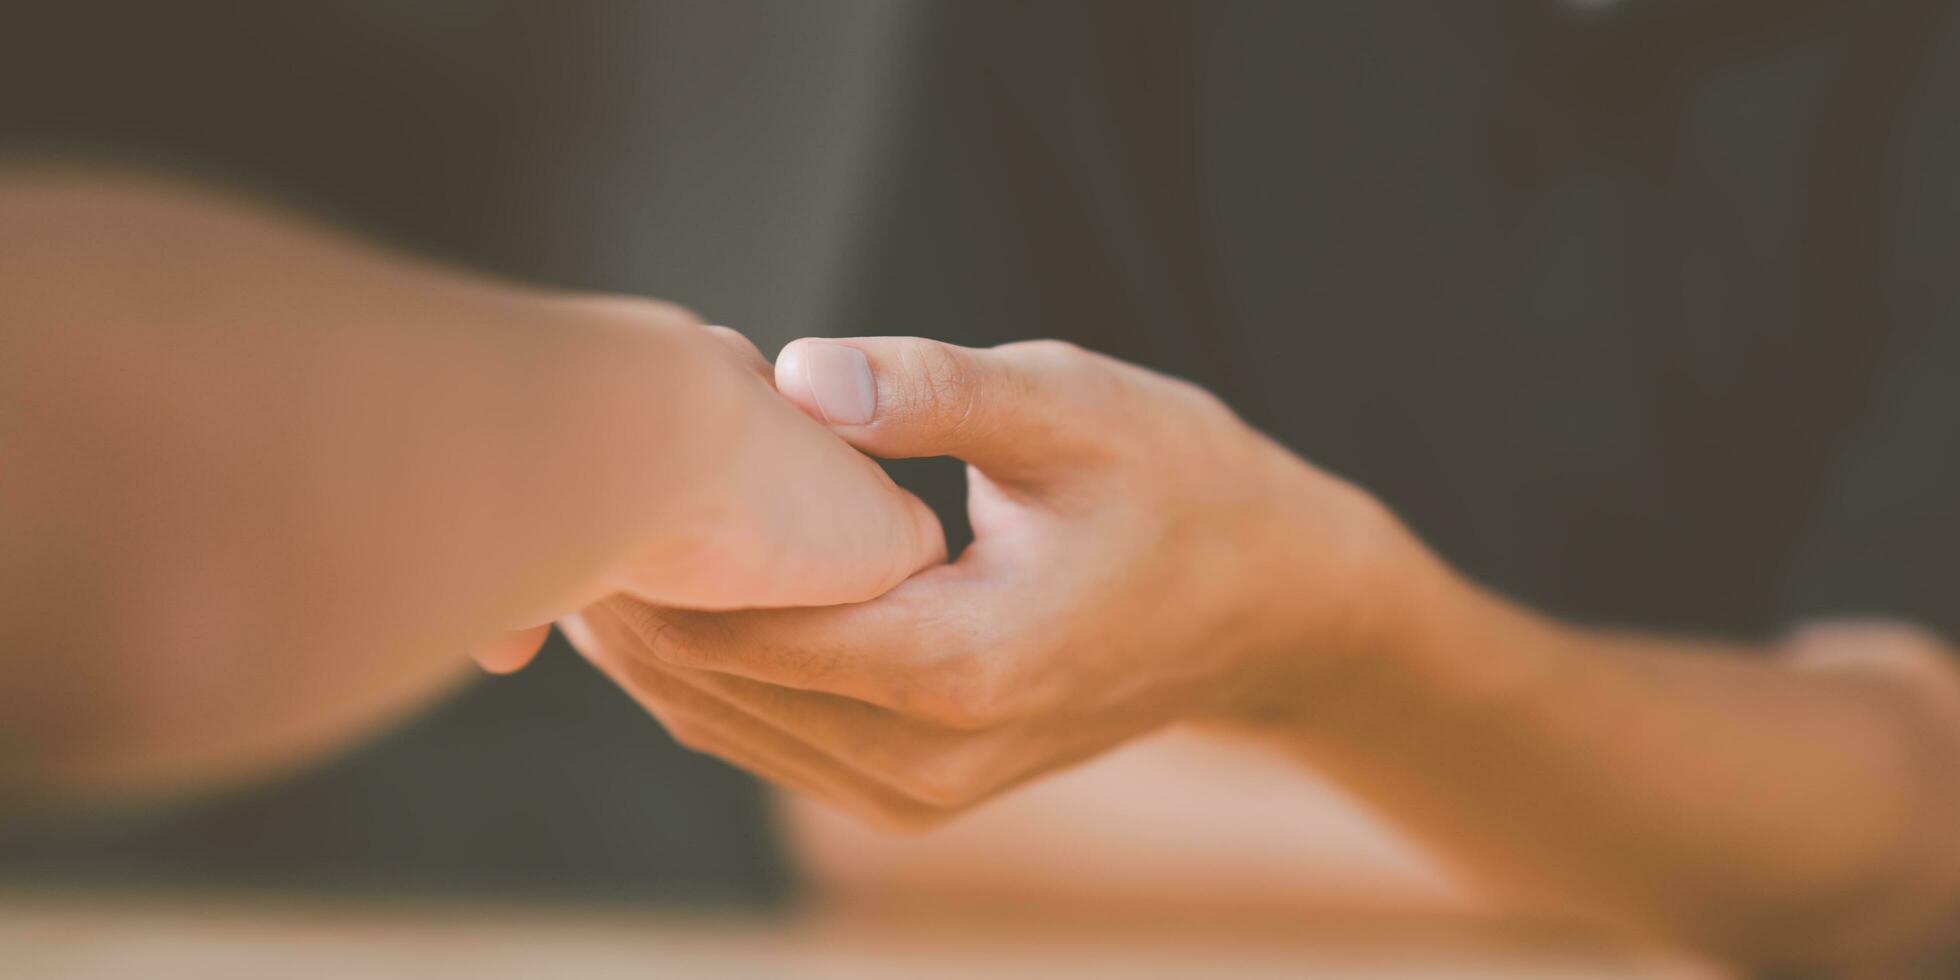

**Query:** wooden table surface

left=2, top=888, right=1729, bottom=980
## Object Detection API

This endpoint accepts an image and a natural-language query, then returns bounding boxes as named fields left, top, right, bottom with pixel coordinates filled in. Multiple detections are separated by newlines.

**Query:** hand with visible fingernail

left=561, top=335, right=1411, bottom=829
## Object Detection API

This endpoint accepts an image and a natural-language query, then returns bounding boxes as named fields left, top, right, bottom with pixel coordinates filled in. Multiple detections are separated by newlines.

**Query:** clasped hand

left=499, top=327, right=1411, bottom=830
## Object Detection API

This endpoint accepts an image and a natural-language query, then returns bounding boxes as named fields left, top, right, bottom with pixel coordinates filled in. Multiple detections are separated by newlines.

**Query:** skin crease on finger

left=575, top=599, right=1150, bottom=827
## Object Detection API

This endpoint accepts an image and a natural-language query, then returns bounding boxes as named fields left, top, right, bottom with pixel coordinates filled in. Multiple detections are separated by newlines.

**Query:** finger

left=606, top=374, right=949, bottom=610
left=670, top=663, right=1025, bottom=810
left=585, top=574, right=1005, bottom=721
left=471, top=624, right=552, bottom=674
left=702, top=325, right=773, bottom=383
left=774, top=337, right=1118, bottom=484
left=575, top=603, right=1124, bottom=815
left=573, top=606, right=951, bottom=830
left=671, top=661, right=983, bottom=803
left=677, top=659, right=1157, bottom=810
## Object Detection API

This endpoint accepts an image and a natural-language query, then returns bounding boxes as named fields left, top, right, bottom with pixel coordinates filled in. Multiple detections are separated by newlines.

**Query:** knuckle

left=634, top=297, right=702, bottom=327
left=704, top=324, right=765, bottom=360
left=1004, top=338, right=1103, bottom=387
left=1000, top=338, right=1128, bottom=417
left=903, top=340, right=981, bottom=431
left=1009, top=337, right=1087, bottom=364
left=1166, top=373, right=1232, bottom=417
left=561, top=293, right=702, bottom=331
left=1000, top=338, right=1088, bottom=384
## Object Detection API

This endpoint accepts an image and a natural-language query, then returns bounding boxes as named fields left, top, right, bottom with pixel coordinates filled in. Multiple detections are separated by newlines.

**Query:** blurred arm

left=0, top=172, right=743, bottom=806
left=1253, top=570, right=1960, bottom=970
left=572, top=332, right=1960, bottom=970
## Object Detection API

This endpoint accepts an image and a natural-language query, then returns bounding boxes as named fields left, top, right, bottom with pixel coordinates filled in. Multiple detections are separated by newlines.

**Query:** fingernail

left=801, top=342, right=876, bottom=425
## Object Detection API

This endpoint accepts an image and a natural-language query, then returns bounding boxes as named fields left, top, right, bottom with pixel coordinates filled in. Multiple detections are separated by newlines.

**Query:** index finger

left=569, top=565, right=999, bottom=716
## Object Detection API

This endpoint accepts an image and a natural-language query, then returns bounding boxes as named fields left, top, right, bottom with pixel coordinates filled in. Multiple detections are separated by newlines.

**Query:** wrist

left=1217, top=466, right=1559, bottom=734
left=506, top=293, right=755, bottom=614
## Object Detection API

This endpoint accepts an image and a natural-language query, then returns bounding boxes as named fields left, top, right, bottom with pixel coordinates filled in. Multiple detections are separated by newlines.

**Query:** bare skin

left=562, top=336, right=1960, bottom=971
left=0, top=174, right=941, bottom=804
left=6, top=170, right=1956, bottom=972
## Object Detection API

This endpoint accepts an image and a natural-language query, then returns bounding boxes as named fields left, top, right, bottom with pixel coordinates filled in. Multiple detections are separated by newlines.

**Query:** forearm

left=1249, top=544, right=1960, bottom=965
left=0, top=173, right=736, bottom=802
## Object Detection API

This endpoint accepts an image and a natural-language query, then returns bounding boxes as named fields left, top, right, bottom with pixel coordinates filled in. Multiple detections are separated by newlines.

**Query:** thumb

left=774, top=337, right=1105, bottom=480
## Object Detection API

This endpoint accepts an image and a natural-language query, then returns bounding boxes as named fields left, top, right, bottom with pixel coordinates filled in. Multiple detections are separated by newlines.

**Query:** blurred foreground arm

left=571, top=336, right=1960, bottom=971
left=0, top=174, right=939, bottom=807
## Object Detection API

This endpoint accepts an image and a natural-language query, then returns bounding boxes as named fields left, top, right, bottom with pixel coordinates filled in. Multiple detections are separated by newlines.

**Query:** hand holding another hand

left=562, top=336, right=1421, bottom=828
left=474, top=317, right=945, bottom=672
